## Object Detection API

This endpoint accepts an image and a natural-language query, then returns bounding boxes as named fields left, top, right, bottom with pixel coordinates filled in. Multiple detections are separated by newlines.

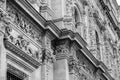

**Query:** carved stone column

left=53, top=40, right=70, bottom=80
left=0, top=30, right=7, bottom=80
left=41, top=49, right=55, bottom=80
left=41, top=32, right=55, bottom=80
left=30, top=66, right=41, bottom=80
left=0, top=9, right=8, bottom=80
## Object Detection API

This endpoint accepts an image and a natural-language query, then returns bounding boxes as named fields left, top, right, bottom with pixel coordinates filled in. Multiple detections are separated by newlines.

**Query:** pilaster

left=53, top=39, right=70, bottom=80
left=0, top=30, right=7, bottom=80
left=30, top=66, right=41, bottom=80
left=0, top=8, right=8, bottom=80
left=41, top=31, right=55, bottom=80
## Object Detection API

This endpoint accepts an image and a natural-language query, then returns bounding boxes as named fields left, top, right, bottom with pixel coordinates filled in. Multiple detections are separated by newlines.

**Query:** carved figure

left=41, top=48, right=55, bottom=63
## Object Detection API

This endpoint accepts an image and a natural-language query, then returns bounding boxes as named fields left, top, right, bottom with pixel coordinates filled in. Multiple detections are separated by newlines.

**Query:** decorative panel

left=4, top=26, right=42, bottom=68
left=6, top=1, right=43, bottom=45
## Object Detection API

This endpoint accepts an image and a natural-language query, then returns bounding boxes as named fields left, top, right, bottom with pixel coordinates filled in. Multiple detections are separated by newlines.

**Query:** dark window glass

left=7, top=71, right=22, bottom=80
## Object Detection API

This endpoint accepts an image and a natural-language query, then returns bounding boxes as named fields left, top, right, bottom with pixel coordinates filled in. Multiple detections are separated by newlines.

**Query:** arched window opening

left=73, top=4, right=81, bottom=28
left=95, top=31, right=100, bottom=51
left=95, top=31, right=101, bottom=60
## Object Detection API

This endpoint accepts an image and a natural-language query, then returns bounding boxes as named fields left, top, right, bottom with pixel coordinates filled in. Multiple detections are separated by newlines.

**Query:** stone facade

left=0, top=0, right=120, bottom=80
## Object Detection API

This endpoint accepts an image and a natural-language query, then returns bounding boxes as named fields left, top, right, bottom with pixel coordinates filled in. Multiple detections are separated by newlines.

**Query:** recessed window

left=73, top=5, right=81, bottom=28
left=7, top=71, right=22, bottom=80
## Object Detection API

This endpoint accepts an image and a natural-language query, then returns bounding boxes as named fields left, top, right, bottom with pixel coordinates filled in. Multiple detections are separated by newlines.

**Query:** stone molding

left=7, top=52, right=35, bottom=72
left=4, top=39, right=41, bottom=68
left=7, top=64, right=28, bottom=79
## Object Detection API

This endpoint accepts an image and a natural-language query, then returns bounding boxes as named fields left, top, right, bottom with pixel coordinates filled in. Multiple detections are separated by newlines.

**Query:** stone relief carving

left=6, top=4, right=42, bottom=44
left=68, top=57, right=77, bottom=73
left=79, top=62, right=93, bottom=77
left=4, top=26, right=43, bottom=62
left=0, top=9, right=11, bottom=25
left=41, top=48, right=56, bottom=63
left=68, top=55, right=94, bottom=80
left=55, top=45, right=69, bottom=55
left=66, top=0, right=73, bottom=17
left=68, top=59, right=91, bottom=80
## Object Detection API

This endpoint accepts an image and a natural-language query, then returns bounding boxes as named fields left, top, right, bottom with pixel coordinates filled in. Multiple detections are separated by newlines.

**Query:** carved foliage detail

left=4, top=26, right=42, bottom=62
left=55, top=45, right=69, bottom=55
left=66, top=0, right=73, bottom=17
left=41, top=48, right=56, bottom=63
left=6, top=3, right=42, bottom=44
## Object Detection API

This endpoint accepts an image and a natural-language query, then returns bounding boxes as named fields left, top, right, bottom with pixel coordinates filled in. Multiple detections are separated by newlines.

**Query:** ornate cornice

left=7, top=52, right=35, bottom=72
left=60, top=29, right=87, bottom=47
left=14, top=0, right=61, bottom=38
left=4, top=39, right=41, bottom=68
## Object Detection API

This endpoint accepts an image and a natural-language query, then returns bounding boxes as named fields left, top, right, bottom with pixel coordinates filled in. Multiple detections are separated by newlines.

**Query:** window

left=7, top=64, right=28, bottom=80
left=7, top=71, right=22, bottom=80
left=73, top=4, right=81, bottom=28
left=95, top=31, right=100, bottom=51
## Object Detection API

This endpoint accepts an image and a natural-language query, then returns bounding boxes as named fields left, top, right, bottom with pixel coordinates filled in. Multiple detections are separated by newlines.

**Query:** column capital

left=55, top=44, right=69, bottom=60
left=41, top=48, right=56, bottom=64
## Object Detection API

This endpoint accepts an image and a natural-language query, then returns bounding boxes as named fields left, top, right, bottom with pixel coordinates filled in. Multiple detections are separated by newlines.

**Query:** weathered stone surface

left=0, top=0, right=120, bottom=80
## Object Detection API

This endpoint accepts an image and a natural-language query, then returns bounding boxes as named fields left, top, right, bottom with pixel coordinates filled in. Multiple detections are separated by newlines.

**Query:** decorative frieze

left=6, top=2, right=42, bottom=45
left=68, top=56, right=94, bottom=80
left=4, top=26, right=43, bottom=68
